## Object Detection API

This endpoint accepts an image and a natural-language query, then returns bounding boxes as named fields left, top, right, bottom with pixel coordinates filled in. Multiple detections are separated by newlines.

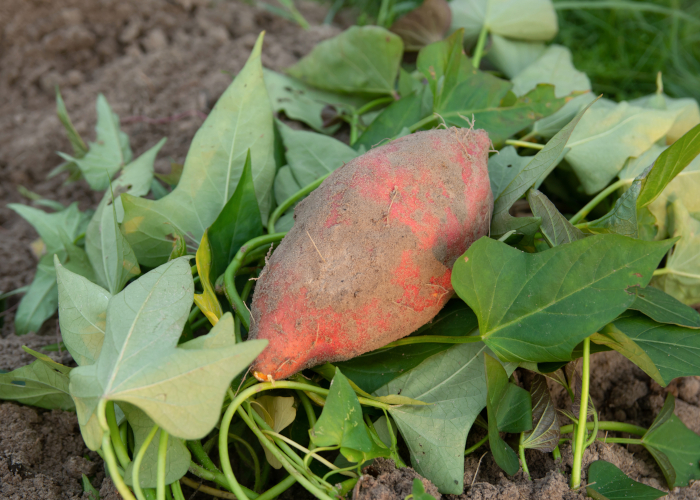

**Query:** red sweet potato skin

left=249, top=128, right=493, bottom=381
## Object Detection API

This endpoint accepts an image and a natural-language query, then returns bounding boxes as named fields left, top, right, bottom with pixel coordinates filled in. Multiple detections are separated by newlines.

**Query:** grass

left=553, top=0, right=700, bottom=102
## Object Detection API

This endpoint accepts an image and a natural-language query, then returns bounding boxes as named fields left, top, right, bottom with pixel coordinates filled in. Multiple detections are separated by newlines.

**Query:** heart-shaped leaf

left=453, top=234, right=674, bottom=362
left=586, top=460, right=665, bottom=500
left=68, top=259, right=266, bottom=449
left=0, top=358, right=74, bottom=411
left=287, top=26, right=403, bottom=95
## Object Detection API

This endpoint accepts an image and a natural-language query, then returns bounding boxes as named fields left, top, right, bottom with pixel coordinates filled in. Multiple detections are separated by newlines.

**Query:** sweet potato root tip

left=249, top=127, right=493, bottom=380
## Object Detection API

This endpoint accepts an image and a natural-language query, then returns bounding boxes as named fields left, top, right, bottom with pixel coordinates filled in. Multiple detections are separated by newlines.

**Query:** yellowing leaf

left=253, top=396, right=296, bottom=469
left=194, top=230, right=222, bottom=326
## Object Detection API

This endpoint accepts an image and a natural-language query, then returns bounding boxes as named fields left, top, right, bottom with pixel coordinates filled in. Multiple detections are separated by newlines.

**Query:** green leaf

left=55, top=257, right=109, bottom=366
left=652, top=201, right=700, bottom=305
left=253, top=395, right=297, bottom=469
left=68, top=259, right=267, bottom=450
left=0, top=358, right=74, bottom=410
left=637, top=123, right=700, bottom=208
left=335, top=300, right=478, bottom=393
left=277, top=121, right=359, bottom=188
left=193, top=230, right=223, bottom=326
left=310, top=369, right=389, bottom=464
left=56, top=87, right=87, bottom=158
left=527, top=189, right=585, bottom=247
left=488, top=146, right=531, bottom=200
left=565, top=101, right=676, bottom=195
left=495, top=383, right=532, bottom=434
left=355, top=93, right=427, bottom=151
left=14, top=255, right=60, bottom=336
left=122, top=33, right=276, bottom=267
left=58, top=94, right=132, bottom=191
left=263, top=69, right=367, bottom=134
left=85, top=139, right=163, bottom=292
left=521, top=374, right=559, bottom=451
left=594, top=312, right=700, bottom=386
left=628, top=286, right=700, bottom=328
left=532, top=93, right=598, bottom=140
left=490, top=97, right=597, bottom=238
left=586, top=460, right=666, bottom=500
left=409, top=478, right=437, bottom=500
left=452, top=235, right=674, bottom=362
left=417, top=31, right=566, bottom=145
left=511, top=45, right=590, bottom=99
left=208, top=150, right=263, bottom=283
left=374, top=342, right=512, bottom=494
left=642, top=394, right=700, bottom=487
left=287, top=26, right=403, bottom=95
left=630, top=93, right=700, bottom=143
left=484, top=353, right=520, bottom=476
left=486, top=35, right=545, bottom=80
left=82, top=474, right=100, bottom=500
left=122, top=403, right=190, bottom=488
left=9, top=202, right=90, bottom=255
left=449, top=0, right=558, bottom=43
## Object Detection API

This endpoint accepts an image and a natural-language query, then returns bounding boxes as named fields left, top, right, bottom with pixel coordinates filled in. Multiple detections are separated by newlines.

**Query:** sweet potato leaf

left=521, top=374, right=559, bottom=452
left=409, top=478, right=437, bottom=500
left=511, top=45, right=590, bottom=99
left=594, top=312, right=700, bottom=386
left=311, top=369, right=389, bottom=464
left=652, top=201, right=700, bottom=305
left=286, top=26, right=403, bottom=95
left=527, top=189, right=585, bottom=247
left=490, top=97, right=597, bottom=238
left=355, top=93, right=427, bottom=151
left=55, top=87, right=87, bottom=159
left=565, top=101, right=676, bottom=195
left=68, top=259, right=266, bottom=450
left=85, top=139, right=163, bottom=292
left=0, top=358, right=74, bottom=411
left=642, top=394, right=700, bottom=488
left=486, top=34, right=545, bottom=79
left=484, top=353, right=521, bottom=476
left=586, top=460, right=665, bottom=500
left=495, top=383, right=532, bottom=434
left=628, top=286, right=700, bottom=328
left=122, top=33, right=276, bottom=267
left=193, top=230, right=223, bottom=326
left=58, top=94, right=132, bottom=191
left=55, top=258, right=109, bottom=366
left=631, top=93, right=700, bottom=144
left=335, top=300, right=479, bottom=393
left=488, top=146, right=530, bottom=200
left=449, top=0, right=558, bottom=43
left=374, top=342, right=514, bottom=494
left=452, top=235, right=674, bottom=362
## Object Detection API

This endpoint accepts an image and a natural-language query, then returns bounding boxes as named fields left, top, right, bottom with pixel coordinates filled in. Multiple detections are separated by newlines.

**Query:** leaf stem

left=179, top=477, right=239, bottom=499
left=465, top=435, right=489, bottom=455
left=157, top=429, right=169, bottom=500
left=570, top=337, right=591, bottom=489
left=227, top=433, right=262, bottom=491
left=106, top=401, right=131, bottom=469
left=255, top=475, right=297, bottom=500
left=569, top=178, right=628, bottom=225
left=597, top=437, right=642, bottom=445
left=653, top=267, right=700, bottom=279
left=407, top=114, right=438, bottom=133
left=133, top=425, right=159, bottom=500
left=472, top=23, right=489, bottom=68
left=100, top=432, right=137, bottom=500
left=519, top=433, right=531, bottom=481
left=262, top=430, right=354, bottom=477
left=381, top=335, right=483, bottom=348
left=171, top=481, right=186, bottom=500
left=223, top=234, right=286, bottom=330
left=296, top=390, right=317, bottom=443
left=504, top=139, right=545, bottom=150
left=187, top=440, right=221, bottom=474
left=559, top=421, right=647, bottom=436
left=356, top=97, right=395, bottom=117
left=268, top=174, right=330, bottom=233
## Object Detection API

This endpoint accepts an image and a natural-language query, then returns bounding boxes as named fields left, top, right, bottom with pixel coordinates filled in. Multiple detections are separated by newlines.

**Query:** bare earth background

left=1, top=1, right=700, bottom=498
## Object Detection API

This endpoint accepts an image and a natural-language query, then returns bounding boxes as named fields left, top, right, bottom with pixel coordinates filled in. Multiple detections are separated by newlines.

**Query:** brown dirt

left=1, top=0, right=699, bottom=499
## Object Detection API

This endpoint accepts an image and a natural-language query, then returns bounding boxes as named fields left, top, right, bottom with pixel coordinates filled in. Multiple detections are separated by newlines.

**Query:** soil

left=1, top=0, right=699, bottom=499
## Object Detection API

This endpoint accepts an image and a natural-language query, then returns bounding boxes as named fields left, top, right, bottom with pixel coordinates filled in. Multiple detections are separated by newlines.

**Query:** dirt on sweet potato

left=249, top=127, right=493, bottom=381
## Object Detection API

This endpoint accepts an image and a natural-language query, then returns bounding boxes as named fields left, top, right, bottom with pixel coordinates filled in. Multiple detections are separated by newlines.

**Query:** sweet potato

left=249, top=128, right=493, bottom=381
